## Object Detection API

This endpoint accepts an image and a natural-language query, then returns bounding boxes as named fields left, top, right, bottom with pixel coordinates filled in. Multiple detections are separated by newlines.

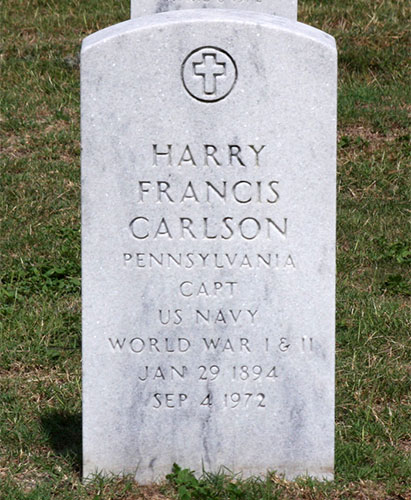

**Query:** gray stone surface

left=82, top=10, right=337, bottom=484
left=131, top=0, right=297, bottom=19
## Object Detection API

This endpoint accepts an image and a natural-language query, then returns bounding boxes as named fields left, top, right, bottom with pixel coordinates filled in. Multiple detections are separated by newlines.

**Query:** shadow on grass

left=40, top=411, right=82, bottom=472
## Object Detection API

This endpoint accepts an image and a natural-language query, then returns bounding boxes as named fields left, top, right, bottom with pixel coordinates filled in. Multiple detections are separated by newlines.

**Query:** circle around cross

left=181, top=46, right=238, bottom=103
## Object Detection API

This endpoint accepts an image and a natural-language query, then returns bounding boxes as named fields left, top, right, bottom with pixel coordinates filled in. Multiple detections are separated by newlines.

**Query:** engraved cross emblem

left=182, top=46, right=237, bottom=103
left=193, top=53, right=226, bottom=96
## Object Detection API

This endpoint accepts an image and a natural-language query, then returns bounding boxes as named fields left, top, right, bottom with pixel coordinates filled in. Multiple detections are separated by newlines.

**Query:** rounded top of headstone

left=82, top=10, right=336, bottom=55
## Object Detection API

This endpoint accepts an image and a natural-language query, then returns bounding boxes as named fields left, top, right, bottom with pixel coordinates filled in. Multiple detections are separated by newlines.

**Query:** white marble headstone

left=130, top=0, right=298, bottom=19
left=82, top=10, right=337, bottom=484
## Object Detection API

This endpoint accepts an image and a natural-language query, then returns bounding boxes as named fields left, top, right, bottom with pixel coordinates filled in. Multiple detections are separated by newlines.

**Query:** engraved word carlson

left=182, top=47, right=237, bottom=102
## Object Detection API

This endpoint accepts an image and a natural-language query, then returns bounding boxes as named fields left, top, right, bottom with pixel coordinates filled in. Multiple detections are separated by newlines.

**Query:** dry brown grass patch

left=339, top=125, right=401, bottom=149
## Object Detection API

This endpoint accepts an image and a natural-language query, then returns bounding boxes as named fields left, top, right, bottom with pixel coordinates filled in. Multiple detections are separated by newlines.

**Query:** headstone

left=82, top=10, right=337, bottom=484
left=131, top=0, right=297, bottom=19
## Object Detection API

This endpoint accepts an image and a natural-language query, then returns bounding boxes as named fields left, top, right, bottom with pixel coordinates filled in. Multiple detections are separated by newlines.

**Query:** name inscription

left=110, top=141, right=309, bottom=410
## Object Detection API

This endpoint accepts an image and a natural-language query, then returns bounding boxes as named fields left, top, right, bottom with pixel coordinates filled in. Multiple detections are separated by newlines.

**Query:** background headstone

left=131, top=0, right=298, bottom=19
left=82, top=10, right=337, bottom=483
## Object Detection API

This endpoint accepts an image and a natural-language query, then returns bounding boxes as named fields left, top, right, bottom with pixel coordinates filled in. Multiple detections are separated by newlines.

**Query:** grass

left=0, top=0, right=410, bottom=498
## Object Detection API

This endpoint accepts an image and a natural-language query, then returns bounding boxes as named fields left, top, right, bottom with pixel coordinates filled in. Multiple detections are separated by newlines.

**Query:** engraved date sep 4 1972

left=152, top=392, right=267, bottom=409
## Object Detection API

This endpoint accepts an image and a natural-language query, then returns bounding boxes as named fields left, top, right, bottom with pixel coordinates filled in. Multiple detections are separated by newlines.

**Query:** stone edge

left=130, top=1, right=298, bottom=20
left=81, top=10, right=336, bottom=55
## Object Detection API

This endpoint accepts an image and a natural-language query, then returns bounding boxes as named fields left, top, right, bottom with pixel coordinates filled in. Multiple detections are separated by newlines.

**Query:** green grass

left=1, top=0, right=410, bottom=498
